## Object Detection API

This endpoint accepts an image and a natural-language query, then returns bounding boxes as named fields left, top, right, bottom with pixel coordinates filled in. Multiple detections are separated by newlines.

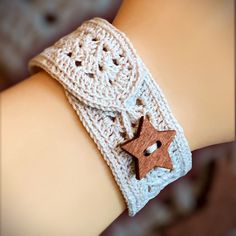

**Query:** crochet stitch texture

left=29, top=17, right=192, bottom=216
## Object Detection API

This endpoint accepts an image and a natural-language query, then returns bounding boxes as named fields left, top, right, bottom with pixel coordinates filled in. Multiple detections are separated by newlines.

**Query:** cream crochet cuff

left=29, top=17, right=192, bottom=216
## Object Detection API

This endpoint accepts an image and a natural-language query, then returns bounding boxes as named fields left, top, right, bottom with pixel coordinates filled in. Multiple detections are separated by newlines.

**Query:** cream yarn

left=29, top=17, right=192, bottom=216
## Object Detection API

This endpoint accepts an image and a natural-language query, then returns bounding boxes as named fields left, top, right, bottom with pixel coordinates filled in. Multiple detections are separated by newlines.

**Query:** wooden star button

left=120, top=116, right=176, bottom=180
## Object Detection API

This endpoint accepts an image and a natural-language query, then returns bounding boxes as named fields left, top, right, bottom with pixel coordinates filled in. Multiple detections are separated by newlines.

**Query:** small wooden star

left=120, top=116, right=176, bottom=180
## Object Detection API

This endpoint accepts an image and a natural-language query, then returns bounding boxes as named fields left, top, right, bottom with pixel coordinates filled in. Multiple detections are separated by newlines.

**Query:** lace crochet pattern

left=29, top=17, right=192, bottom=216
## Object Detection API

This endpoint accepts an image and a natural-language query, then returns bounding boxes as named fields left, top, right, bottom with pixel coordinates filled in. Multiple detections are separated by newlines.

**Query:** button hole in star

left=143, top=140, right=162, bottom=157
left=156, top=140, right=162, bottom=148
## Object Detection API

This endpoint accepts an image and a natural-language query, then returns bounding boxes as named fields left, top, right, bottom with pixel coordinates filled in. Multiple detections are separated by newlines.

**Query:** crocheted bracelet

left=29, top=17, right=192, bottom=216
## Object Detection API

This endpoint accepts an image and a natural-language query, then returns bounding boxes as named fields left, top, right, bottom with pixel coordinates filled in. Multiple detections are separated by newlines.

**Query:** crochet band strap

left=29, top=17, right=192, bottom=216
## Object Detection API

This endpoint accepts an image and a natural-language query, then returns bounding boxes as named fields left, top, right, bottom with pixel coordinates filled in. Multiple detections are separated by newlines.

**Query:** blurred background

left=0, top=1, right=235, bottom=236
left=0, top=0, right=121, bottom=91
